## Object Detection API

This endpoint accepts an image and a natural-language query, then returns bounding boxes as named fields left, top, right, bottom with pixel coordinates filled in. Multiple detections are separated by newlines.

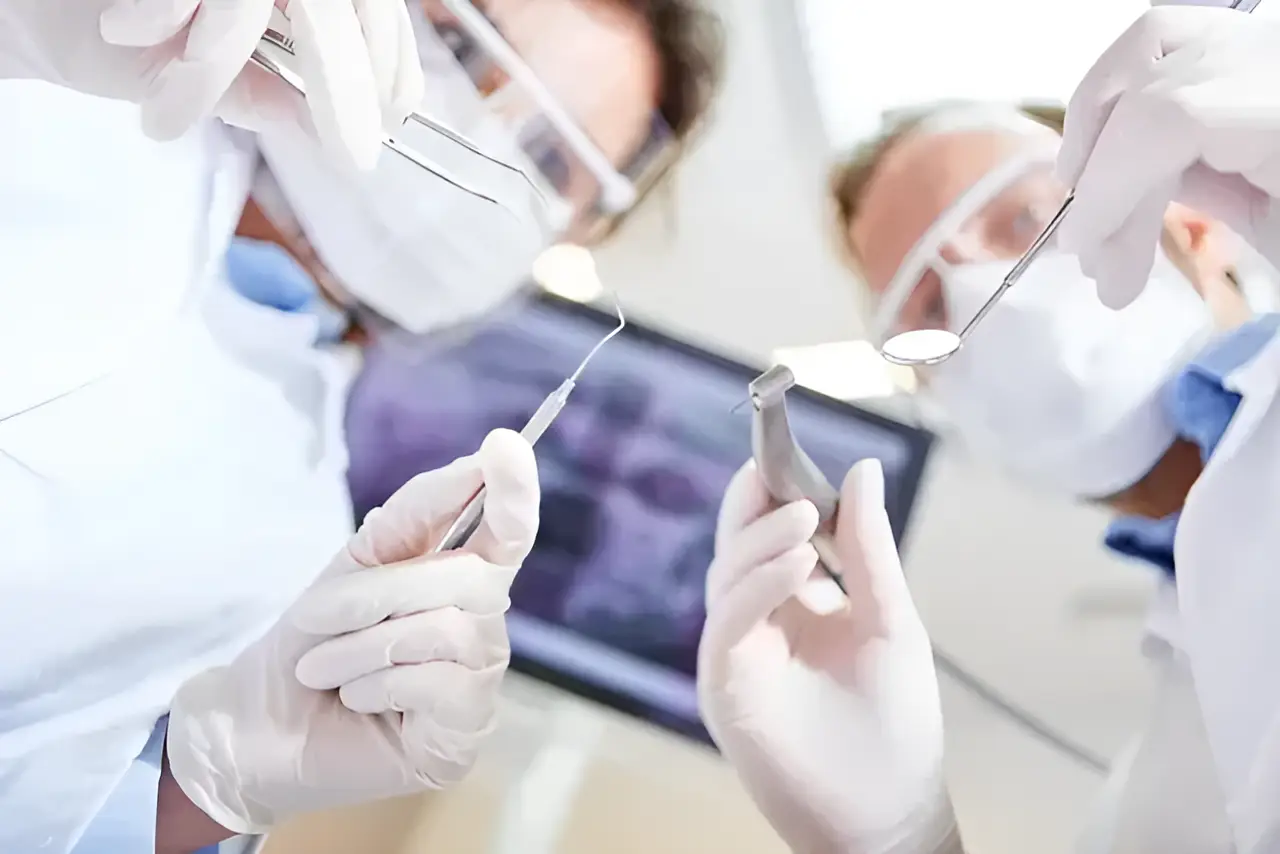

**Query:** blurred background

left=265, top=1, right=1167, bottom=852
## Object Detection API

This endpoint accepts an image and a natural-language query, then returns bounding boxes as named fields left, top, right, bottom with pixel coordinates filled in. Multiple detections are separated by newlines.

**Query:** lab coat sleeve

left=70, top=717, right=166, bottom=854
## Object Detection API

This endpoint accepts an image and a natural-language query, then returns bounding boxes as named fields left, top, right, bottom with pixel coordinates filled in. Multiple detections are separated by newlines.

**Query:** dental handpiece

left=749, top=365, right=848, bottom=594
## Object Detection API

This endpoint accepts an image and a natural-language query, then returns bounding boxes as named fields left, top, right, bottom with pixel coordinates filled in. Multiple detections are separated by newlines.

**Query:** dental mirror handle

left=956, top=193, right=1075, bottom=343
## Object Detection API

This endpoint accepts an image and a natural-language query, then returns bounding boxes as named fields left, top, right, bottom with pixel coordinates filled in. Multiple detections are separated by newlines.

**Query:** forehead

left=850, top=129, right=1037, bottom=293
left=483, top=0, right=661, bottom=166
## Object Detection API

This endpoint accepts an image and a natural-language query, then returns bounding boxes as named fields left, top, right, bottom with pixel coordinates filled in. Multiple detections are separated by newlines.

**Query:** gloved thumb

left=832, top=459, right=917, bottom=630
left=465, top=429, right=540, bottom=568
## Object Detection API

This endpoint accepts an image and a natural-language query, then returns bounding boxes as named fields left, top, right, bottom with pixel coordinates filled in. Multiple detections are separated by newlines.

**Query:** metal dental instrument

left=880, top=193, right=1075, bottom=367
left=432, top=300, right=627, bottom=553
left=882, top=0, right=1260, bottom=367
left=749, top=365, right=848, bottom=594
left=248, top=28, right=547, bottom=212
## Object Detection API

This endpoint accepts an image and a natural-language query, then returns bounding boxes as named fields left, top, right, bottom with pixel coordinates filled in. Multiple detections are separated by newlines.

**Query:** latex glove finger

left=290, top=0, right=383, bottom=170
left=714, top=460, right=776, bottom=553
left=342, top=660, right=504, bottom=727
left=401, top=703, right=495, bottom=786
left=349, top=429, right=538, bottom=568
left=353, top=0, right=425, bottom=133
left=290, top=552, right=516, bottom=635
left=350, top=459, right=484, bottom=568
left=1057, top=89, right=1199, bottom=307
left=706, top=499, right=820, bottom=607
left=388, top=0, right=427, bottom=129
left=460, top=429, right=541, bottom=568
left=833, top=459, right=916, bottom=628
left=214, top=62, right=312, bottom=133
left=137, top=0, right=276, bottom=141
left=99, top=0, right=201, bottom=46
left=1057, top=6, right=1213, bottom=188
left=698, top=541, right=817, bottom=688
left=1077, top=176, right=1179, bottom=309
left=295, top=610, right=509, bottom=689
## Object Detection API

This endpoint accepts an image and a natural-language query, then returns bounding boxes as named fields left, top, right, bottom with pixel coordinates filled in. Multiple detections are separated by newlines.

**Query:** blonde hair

left=827, top=101, right=1066, bottom=276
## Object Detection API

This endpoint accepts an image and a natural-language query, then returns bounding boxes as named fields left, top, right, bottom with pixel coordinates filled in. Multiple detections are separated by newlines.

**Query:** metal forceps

left=247, top=28, right=547, bottom=212
left=431, top=302, right=628, bottom=553
left=880, top=0, right=1260, bottom=367
left=749, top=365, right=848, bottom=594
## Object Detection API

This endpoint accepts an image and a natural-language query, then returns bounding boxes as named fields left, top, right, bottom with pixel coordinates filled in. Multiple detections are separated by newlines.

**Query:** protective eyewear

left=880, top=0, right=1262, bottom=366
left=872, top=148, right=1069, bottom=365
left=252, top=0, right=674, bottom=239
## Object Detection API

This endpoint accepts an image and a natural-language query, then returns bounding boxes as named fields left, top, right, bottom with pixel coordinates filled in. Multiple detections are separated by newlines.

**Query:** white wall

left=593, top=1, right=1162, bottom=848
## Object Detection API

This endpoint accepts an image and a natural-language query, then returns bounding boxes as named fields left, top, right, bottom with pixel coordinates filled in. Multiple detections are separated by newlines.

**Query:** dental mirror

left=880, top=328, right=962, bottom=366
left=880, top=192, right=1077, bottom=367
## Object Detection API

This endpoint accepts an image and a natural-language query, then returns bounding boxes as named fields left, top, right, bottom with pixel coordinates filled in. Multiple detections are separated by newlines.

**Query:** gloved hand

left=0, top=0, right=424, bottom=170
left=1056, top=6, right=1280, bottom=308
left=698, top=459, right=961, bottom=854
left=166, top=429, right=539, bottom=834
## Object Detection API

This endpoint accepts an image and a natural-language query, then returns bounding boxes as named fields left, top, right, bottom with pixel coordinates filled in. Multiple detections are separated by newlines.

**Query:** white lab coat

left=1079, top=590, right=1234, bottom=854
left=0, top=82, right=353, bottom=852
left=1074, top=325, right=1280, bottom=854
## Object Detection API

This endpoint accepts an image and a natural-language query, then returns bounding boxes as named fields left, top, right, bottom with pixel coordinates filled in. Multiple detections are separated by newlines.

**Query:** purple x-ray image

left=344, top=293, right=934, bottom=742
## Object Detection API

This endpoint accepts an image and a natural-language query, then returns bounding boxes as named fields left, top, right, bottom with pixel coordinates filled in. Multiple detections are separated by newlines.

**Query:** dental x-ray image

left=344, top=292, right=935, bottom=742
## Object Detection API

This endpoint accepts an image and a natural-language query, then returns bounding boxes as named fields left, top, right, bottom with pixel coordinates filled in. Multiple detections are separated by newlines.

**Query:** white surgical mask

left=924, top=250, right=1214, bottom=497
left=256, top=121, right=547, bottom=335
left=254, top=10, right=565, bottom=336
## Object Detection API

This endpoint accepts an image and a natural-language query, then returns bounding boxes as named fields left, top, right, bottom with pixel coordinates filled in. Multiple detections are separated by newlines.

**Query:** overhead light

left=531, top=243, right=604, bottom=303
left=771, top=340, right=917, bottom=400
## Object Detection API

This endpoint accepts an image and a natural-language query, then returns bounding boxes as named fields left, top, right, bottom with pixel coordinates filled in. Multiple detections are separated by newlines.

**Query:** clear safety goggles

left=869, top=146, right=1069, bottom=352
left=255, top=0, right=674, bottom=238
left=414, top=0, right=674, bottom=234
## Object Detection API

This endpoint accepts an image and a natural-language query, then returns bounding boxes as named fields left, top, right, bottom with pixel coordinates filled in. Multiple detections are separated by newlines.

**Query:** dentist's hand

left=698, top=460, right=960, bottom=854
left=0, top=0, right=424, bottom=170
left=165, top=429, right=539, bottom=834
left=1056, top=6, right=1280, bottom=308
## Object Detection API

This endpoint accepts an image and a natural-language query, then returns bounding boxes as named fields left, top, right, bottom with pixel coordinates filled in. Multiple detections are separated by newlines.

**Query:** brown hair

left=637, top=0, right=724, bottom=145
left=827, top=102, right=1065, bottom=274
left=586, top=0, right=725, bottom=240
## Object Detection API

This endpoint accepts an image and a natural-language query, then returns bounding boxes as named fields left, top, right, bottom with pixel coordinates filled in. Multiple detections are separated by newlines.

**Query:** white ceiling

left=796, top=0, right=1151, bottom=150
left=588, top=0, right=1162, bottom=846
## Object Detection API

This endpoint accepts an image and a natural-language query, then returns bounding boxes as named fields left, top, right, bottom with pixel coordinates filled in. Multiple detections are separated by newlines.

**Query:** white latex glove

left=698, top=459, right=961, bottom=854
left=1055, top=5, right=1280, bottom=308
left=0, top=0, right=424, bottom=170
left=166, top=429, right=539, bottom=834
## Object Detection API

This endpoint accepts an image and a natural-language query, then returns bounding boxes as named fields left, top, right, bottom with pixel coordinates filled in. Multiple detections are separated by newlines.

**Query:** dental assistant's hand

left=164, top=429, right=539, bottom=835
left=0, top=0, right=424, bottom=170
left=1056, top=6, right=1280, bottom=308
left=698, top=460, right=961, bottom=854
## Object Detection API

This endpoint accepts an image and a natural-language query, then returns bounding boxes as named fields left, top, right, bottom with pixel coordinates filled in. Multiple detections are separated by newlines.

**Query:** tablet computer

left=345, top=291, right=936, bottom=744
